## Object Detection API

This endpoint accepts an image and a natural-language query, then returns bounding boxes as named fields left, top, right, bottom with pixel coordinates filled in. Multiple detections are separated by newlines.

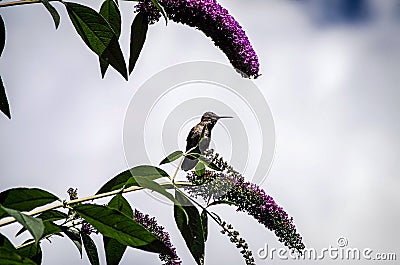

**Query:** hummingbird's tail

left=181, top=157, right=198, bottom=171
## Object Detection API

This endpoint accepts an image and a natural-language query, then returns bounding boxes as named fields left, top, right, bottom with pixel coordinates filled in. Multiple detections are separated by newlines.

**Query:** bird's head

left=201, top=112, right=233, bottom=125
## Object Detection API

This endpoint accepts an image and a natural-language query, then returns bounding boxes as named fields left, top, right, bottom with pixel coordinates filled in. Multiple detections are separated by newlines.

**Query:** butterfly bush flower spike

left=135, top=0, right=260, bottom=78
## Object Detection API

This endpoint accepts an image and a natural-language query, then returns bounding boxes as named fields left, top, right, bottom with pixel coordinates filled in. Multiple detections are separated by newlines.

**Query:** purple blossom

left=134, top=209, right=181, bottom=265
left=135, top=0, right=260, bottom=78
left=187, top=171, right=305, bottom=253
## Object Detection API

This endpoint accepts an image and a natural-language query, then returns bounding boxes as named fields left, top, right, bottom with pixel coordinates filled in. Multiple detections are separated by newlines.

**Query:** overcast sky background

left=1, top=0, right=400, bottom=264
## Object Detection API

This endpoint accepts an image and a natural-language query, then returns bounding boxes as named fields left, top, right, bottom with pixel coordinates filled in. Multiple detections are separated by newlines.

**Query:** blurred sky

left=1, top=0, right=400, bottom=264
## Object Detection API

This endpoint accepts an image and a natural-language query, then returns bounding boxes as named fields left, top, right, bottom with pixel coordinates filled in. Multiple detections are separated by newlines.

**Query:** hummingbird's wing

left=182, top=125, right=201, bottom=171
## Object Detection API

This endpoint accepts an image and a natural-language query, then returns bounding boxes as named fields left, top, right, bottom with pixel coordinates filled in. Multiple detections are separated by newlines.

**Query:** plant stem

left=171, top=157, right=184, bottom=184
left=0, top=0, right=41, bottom=8
left=0, top=181, right=193, bottom=228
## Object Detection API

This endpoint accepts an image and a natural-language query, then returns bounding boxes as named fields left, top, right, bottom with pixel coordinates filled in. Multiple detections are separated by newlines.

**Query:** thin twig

left=0, top=0, right=41, bottom=8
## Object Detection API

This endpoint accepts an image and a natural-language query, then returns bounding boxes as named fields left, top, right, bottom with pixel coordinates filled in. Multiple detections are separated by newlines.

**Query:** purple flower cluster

left=133, top=209, right=181, bottom=265
left=187, top=170, right=305, bottom=253
left=135, top=0, right=260, bottom=78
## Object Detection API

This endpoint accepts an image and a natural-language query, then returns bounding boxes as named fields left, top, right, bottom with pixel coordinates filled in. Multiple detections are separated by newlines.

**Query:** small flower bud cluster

left=67, top=187, right=78, bottom=200
left=133, top=209, right=181, bottom=265
left=81, top=221, right=98, bottom=235
left=220, top=221, right=255, bottom=265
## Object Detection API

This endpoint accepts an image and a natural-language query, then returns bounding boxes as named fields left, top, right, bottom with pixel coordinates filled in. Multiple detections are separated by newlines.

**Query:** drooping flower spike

left=134, top=209, right=182, bottom=265
left=135, top=0, right=260, bottom=78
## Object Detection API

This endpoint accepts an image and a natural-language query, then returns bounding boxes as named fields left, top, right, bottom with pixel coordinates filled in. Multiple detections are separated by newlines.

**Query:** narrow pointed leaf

left=16, top=211, right=65, bottom=238
left=103, top=194, right=131, bottom=265
left=0, top=15, right=5, bottom=57
left=0, top=206, right=44, bottom=244
left=37, top=210, right=67, bottom=222
left=99, top=0, right=121, bottom=36
left=82, top=233, right=100, bottom=265
left=127, top=176, right=177, bottom=205
left=73, top=204, right=172, bottom=255
left=99, top=0, right=121, bottom=77
left=42, top=0, right=60, bottom=29
left=0, top=188, right=59, bottom=218
left=96, top=165, right=169, bottom=194
left=201, top=210, right=208, bottom=242
left=0, top=247, right=36, bottom=265
left=129, top=12, right=148, bottom=74
left=62, top=228, right=82, bottom=257
left=0, top=76, right=10, bottom=119
left=16, top=240, right=42, bottom=264
left=174, top=191, right=204, bottom=265
left=159, top=150, right=183, bottom=165
left=65, top=2, right=127, bottom=80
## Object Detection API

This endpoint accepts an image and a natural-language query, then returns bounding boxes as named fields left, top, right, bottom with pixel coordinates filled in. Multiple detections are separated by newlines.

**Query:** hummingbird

left=181, top=112, right=233, bottom=171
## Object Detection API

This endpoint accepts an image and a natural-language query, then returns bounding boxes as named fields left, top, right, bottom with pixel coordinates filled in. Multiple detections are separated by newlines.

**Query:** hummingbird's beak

left=217, top=115, right=233, bottom=119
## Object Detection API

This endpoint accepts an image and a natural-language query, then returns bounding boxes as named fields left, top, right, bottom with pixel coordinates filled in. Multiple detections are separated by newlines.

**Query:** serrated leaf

left=73, top=204, right=172, bottom=255
left=159, top=150, right=183, bottom=165
left=0, top=206, right=44, bottom=244
left=42, top=0, right=60, bottom=29
left=96, top=165, right=169, bottom=194
left=65, top=2, right=127, bottom=80
left=200, top=210, right=208, bottom=242
left=0, top=247, right=36, bottom=265
left=16, top=240, right=42, bottom=264
left=82, top=233, right=99, bottom=265
left=62, top=228, right=82, bottom=257
left=174, top=191, right=204, bottom=265
left=103, top=194, right=130, bottom=265
left=195, top=162, right=205, bottom=177
left=0, top=15, right=5, bottom=57
left=0, top=188, right=59, bottom=219
left=99, top=0, right=121, bottom=77
left=129, top=12, right=148, bottom=74
left=0, top=76, right=11, bottom=119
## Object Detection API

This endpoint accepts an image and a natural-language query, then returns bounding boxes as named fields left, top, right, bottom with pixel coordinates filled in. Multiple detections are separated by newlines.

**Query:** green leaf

left=0, top=247, right=36, bottom=265
left=41, top=0, right=60, bottom=29
left=195, top=162, right=205, bottom=177
left=99, top=0, right=121, bottom=77
left=99, top=0, right=121, bottom=36
left=37, top=210, right=67, bottom=222
left=64, top=2, right=127, bottom=80
left=62, top=228, right=82, bottom=257
left=0, top=233, right=15, bottom=250
left=201, top=210, right=208, bottom=242
left=73, top=204, right=172, bottom=255
left=0, top=188, right=58, bottom=219
left=0, top=15, right=5, bottom=57
left=16, top=211, right=65, bottom=238
left=0, top=76, right=11, bottom=119
left=0, top=206, right=44, bottom=244
left=128, top=176, right=178, bottom=204
left=129, top=12, right=148, bottom=74
left=174, top=191, right=204, bottom=265
left=198, top=156, right=221, bottom=171
left=159, top=150, right=183, bottom=165
left=103, top=194, right=130, bottom=265
left=82, top=233, right=99, bottom=265
left=96, top=165, right=169, bottom=194
left=16, top=240, right=42, bottom=264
